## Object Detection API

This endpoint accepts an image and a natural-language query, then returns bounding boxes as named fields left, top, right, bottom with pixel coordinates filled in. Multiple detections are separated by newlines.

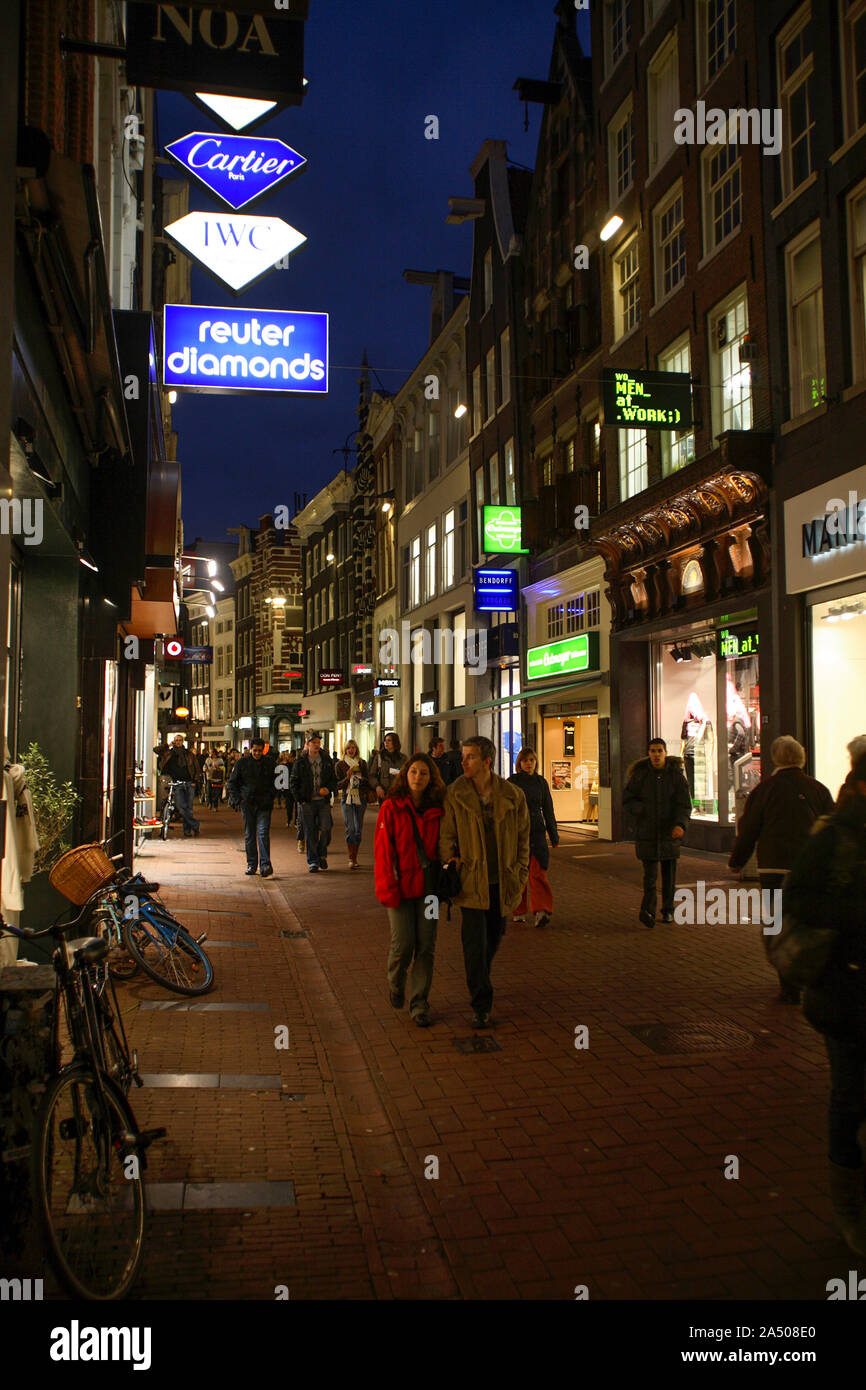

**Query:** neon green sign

left=483, top=505, right=528, bottom=555
left=526, top=632, right=600, bottom=681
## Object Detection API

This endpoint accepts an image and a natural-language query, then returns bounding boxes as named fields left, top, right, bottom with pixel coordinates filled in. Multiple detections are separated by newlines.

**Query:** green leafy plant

left=19, top=743, right=80, bottom=874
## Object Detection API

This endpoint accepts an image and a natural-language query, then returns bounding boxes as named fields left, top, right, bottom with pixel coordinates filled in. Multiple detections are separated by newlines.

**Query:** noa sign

left=165, top=133, right=306, bottom=211
left=601, top=368, right=693, bottom=430
left=125, top=5, right=306, bottom=104
left=164, top=212, right=306, bottom=292
left=163, top=305, right=328, bottom=394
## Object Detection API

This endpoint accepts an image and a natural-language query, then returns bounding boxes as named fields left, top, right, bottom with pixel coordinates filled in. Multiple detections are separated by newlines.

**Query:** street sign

left=526, top=632, right=601, bottom=681
left=125, top=6, right=306, bottom=104
left=601, top=368, right=693, bottom=430
left=165, top=132, right=306, bottom=211
left=165, top=212, right=306, bottom=292
left=163, top=304, right=328, bottom=394
left=475, top=568, right=518, bottom=611
left=482, top=506, right=528, bottom=555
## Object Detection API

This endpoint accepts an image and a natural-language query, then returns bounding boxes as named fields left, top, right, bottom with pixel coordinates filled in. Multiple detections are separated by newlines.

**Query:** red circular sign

left=165, top=639, right=184, bottom=659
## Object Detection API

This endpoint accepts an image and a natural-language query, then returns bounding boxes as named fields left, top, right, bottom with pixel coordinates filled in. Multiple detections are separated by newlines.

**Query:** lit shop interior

left=809, top=588, right=866, bottom=796
left=541, top=711, right=599, bottom=829
left=652, top=622, right=761, bottom=824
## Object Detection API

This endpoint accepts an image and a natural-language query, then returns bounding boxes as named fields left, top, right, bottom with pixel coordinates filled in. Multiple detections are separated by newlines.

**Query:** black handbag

left=407, top=811, right=461, bottom=916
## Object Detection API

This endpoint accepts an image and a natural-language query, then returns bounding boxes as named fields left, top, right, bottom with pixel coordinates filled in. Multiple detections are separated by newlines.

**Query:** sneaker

left=260, top=866, right=274, bottom=878
left=413, top=1012, right=431, bottom=1028
left=308, top=864, right=319, bottom=873
left=534, top=912, right=551, bottom=928
left=320, top=857, right=328, bottom=870
left=660, top=911, right=674, bottom=923
left=639, top=909, right=655, bottom=929
left=512, top=915, right=528, bottom=923
left=390, top=990, right=405, bottom=1009
left=245, top=867, right=257, bottom=876
left=471, top=1011, right=491, bottom=1029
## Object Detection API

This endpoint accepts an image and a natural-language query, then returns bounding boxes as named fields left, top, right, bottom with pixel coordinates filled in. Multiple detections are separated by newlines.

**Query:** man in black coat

left=228, top=738, right=277, bottom=877
left=290, top=733, right=338, bottom=872
left=623, top=737, right=692, bottom=928
left=783, top=753, right=866, bottom=1255
left=431, top=737, right=457, bottom=786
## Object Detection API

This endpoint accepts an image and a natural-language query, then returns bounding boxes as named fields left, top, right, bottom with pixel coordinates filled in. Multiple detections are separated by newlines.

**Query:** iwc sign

left=125, top=5, right=306, bottom=103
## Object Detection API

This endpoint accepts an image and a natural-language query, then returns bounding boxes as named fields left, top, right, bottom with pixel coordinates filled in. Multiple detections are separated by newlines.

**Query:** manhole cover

left=453, top=1035, right=502, bottom=1054
left=280, top=930, right=309, bottom=939
left=626, top=1019, right=754, bottom=1054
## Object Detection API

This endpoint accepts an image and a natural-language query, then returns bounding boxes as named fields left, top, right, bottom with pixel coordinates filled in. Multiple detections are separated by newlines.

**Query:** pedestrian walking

left=782, top=751, right=866, bottom=1255
left=837, top=734, right=866, bottom=809
left=369, top=732, right=408, bottom=803
left=728, top=735, right=834, bottom=1003
left=622, top=737, right=691, bottom=928
left=291, top=732, right=337, bottom=872
left=374, top=753, right=447, bottom=1027
left=203, top=749, right=225, bottom=810
left=158, top=735, right=201, bottom=838
left=508, top=747, right=559, bottom=928
left=439, top=736, right=530, bottom=1028
left=227, top=737, right=276, bottom=877
left=430, top=736, right=457, bottom=786
left=334, top=739, right=371, bottom=869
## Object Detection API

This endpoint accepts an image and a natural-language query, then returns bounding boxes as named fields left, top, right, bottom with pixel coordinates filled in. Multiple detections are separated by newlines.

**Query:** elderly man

left=159, top=735, right=201, bottom=838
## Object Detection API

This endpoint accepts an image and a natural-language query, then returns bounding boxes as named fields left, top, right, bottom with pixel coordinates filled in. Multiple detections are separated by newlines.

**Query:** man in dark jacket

left=623, top=738, right=692, bottom=928
left=290, top=733, right=337, bottom=872
left=159, top=735, right=201, bottom=838
left=228, top=738, right=276, bottom=876
left=431, top=737, right=457, bottom=786
left=783, top=753, right=866, bottom=1256
left=729, top=735, right=834, bottom=1003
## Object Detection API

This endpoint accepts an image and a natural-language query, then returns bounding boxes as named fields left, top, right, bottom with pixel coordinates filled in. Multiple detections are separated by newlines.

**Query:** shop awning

left=421, top=669, right=608, bottom=722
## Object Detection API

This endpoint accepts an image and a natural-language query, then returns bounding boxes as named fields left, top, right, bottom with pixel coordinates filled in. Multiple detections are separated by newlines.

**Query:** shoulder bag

left=406, top=810, right=461, bottom=918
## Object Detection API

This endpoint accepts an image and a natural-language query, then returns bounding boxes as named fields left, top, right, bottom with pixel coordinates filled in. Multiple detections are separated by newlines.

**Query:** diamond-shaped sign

left=165, top=131, right=306, bottom=211
left=165, top=212, right=306, bottom=293
left=194, top=94, right=280, bottom=132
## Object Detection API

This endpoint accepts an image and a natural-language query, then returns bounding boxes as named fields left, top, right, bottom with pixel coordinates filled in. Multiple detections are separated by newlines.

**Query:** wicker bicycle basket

left=48, top=843, right=116, bottom=905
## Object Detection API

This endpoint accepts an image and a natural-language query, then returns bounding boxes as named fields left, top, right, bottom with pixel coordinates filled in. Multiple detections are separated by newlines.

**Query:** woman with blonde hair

left=508, top=747, right=559, bottom=928
left=334, top=738, right=371, bottom=869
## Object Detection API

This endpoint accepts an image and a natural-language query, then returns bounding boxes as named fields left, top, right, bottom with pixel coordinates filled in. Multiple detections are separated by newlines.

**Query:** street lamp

left=600, top=214, right=623, bottom=242
left=454, top=401, right=467, bottom=419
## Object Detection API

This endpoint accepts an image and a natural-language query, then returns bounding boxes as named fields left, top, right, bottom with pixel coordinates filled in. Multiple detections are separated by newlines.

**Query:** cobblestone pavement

left=106, top=803, right=851, bottom=1300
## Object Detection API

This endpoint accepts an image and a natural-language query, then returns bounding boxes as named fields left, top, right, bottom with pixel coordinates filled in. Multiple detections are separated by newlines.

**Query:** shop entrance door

left=542, top=708, right=599, bottom=829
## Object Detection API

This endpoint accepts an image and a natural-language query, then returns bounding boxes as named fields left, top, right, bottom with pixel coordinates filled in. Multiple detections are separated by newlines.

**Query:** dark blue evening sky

left=159, top=1, right=590, bottom=543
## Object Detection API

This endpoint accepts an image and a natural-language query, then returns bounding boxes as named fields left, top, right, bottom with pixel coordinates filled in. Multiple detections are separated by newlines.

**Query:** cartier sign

left=125, top=5, right=306, bottom=103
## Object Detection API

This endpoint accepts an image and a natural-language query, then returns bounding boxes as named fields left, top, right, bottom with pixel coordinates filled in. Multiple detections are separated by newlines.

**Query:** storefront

left=297, top=690, right=338, bottom=754
left=373, top=678, right=399, bottom=750
left=593, top=468, right=771, bottom=852
left=784, top=463, right=866, bottom=796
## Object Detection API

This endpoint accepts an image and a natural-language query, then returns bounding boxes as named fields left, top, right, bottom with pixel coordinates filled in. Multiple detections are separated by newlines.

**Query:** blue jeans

left=825, top=1037, right=866, bottom=1167
left=242, top=805, right=272, bottom=870
left=342, top=801, right=366, bottom=846
left=173, top=782, right=199, bottom=836
left=300, top=800, right=332, bottom=866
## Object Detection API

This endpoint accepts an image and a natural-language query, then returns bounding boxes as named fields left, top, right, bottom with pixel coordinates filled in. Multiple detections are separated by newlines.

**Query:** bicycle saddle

left=65, top=936, right=110, bottom=964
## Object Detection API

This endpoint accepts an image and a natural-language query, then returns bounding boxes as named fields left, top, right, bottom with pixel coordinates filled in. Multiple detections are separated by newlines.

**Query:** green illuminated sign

left=601, top=368, right=692, bottom=430
left=483, top=505, right=528, bottom=554
left=526, top=631, right=600, bottom=680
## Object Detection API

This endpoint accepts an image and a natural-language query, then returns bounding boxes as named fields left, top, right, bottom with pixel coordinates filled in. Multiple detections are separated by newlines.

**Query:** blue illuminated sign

left=163, top=304, right=328, bottom=394
left=165, top=132, right=306, bottom=210
left=475, top=569, right=518, bottom=611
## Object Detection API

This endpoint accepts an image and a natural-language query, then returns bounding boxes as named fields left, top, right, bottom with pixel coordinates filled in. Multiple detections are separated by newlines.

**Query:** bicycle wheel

left=122, top=915, right=214, bottom=995
left=32, top=1065, right=146, bottom=1300
left=160, top=804, right=171, bottom=841
left=91, top=911, right=139, bottom=981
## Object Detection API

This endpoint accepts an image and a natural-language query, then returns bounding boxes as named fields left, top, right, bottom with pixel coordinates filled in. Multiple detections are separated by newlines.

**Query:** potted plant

left=19, top=742, right=80, bottom=875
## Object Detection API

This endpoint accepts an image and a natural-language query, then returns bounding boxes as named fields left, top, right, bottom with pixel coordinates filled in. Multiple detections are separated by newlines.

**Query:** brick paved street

left=111, top=804, right=850, bottom=1301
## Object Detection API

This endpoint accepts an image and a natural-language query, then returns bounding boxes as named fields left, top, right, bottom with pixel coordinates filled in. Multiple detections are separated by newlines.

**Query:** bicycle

left=0, top=905, right=165, bottom=1300
left=81, top=872, right=214, bottom=996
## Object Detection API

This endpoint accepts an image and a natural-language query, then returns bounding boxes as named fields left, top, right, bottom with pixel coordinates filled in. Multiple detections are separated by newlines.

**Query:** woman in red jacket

left=374, top=753, right=447, bottom=1027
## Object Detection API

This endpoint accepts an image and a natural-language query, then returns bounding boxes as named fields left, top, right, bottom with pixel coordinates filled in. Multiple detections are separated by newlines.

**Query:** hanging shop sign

left=163, top=305, right=328, bottom=394
left=374, top=678, right=400, bottom=693
left=352, top=663, right=373, bottom=676
left=319, top=669, right=343, bottom=687
left=193, top=94, right=279, bottom=132
left=785, top=466, right=866, bottom=593
left=164, top=212, right=306, bottom=293
left=420, top=692, right=437, bottom=718
left=164, top=132, right=306, bottom=211
left=125, top=5, right=306, bottom=104
left=716, top=624, right=759, bottom=660
left=475, top=568, right=518, bottom=611
left=482, top=506, right=529, bottom=555
left=526, top=631, right=600, bottom=681
left=164, top=638, right=184, bottom=658
left=601, top=368, right=693, bottom=430
left=181, top=645, right=213, bottom=663
left=563, top=721, right=575, bottom=756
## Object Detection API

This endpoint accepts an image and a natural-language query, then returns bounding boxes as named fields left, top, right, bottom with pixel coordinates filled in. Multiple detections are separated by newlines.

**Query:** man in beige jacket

left=439, top=735, right=530, bottom=1027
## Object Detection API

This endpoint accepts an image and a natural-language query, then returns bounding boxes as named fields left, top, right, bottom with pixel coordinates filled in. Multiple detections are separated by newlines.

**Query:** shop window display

left=810, top=588, right=866, bottom=795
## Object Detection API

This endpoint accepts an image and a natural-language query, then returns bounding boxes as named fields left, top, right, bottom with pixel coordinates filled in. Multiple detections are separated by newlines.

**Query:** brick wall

left=24, top=0, right=95, bottom=163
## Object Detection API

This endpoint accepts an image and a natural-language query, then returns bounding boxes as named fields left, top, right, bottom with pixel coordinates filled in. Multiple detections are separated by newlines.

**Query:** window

left=217, top=648, right=224, bottom=677
left=329, top=583, right=335, bottom=621
left=566, top=589, right=602, bottom=633
left=699, top=0, right=736, bottom=88
left=472, top=365, right=482, bottom=437
left=586, top=416, right=604, bottom=513
left=225, top=689, right=232, bottom=718
left=654, top=183, right=686, bottom=300
left=645, top=0, right=671, bottom=26
left=604, top=0, right=632, bottom=76
left=409, top=536, right=421, bottom=608
left=648, top=34, right=679, bottom=174
left=778, top=5, right=815, bottom=197
left=483, top=247, right=493, bottom=311
left=225, top=647, right=233, bottom=676
left=216, top=621, right=223, bottom=635
left=428, top=406, right=441, bottom=483
left=609, top=99, right=635, bottom=203
left=849, top=181, right=866, bottom=380
left=565, top=438, right=575, bottom=473
left=786, top=225, right=825, bottom=415
left=217, top=694, right=224, bottom=722
left=540, top=455, right=555, bottom=488
left=443, top=508, right=456, bottom=590
left=613, top=234, right=640, bottom=340
left=488, top=453, right=500, bottom=505
left=547, top=603, right=564, bottom=639
left=619, top=428, right=647, bottom=500
left=485, top=346, right=496, bottom=421
left=457, top=501, right=469, bottom=578
left=425, top=523, right=437, bottom=601
left=702, top=137, right=742, bottom=252
left=842, top=0, right=866, bottom=138
left=709, top=286, right=752, bottom=436
left=499, top=327, right=511, bottom=406
left=658, top=334, right=695, bottom=474
left=504, top=439, right=517, bottom=504
left=227, top=619, right=232, bottom=631
left=453, top=611, right=466, bottom=708
left=475, top=468, right=485, bottom=554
